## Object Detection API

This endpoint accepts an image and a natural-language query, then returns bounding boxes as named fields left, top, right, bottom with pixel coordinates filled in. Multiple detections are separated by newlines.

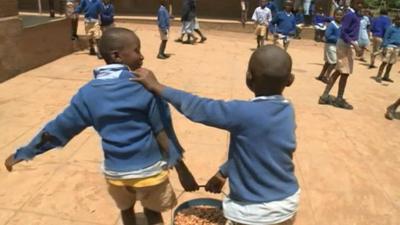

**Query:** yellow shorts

left=382, top=47, right=399, bottom=65
left=85, top=21, right=101, bottom=40
left=106, top=173, right=176, bottom=212
left=372, top=37, right=383, bottom=53
left=255, top=24, right=267, bottom=37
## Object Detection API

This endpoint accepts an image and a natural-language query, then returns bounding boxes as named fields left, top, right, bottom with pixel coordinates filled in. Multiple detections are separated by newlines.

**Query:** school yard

left=0, top=23, right=399, bottom=225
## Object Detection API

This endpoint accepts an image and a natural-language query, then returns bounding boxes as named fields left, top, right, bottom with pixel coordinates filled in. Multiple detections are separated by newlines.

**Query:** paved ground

left=1, top=22, right=400, bottom=225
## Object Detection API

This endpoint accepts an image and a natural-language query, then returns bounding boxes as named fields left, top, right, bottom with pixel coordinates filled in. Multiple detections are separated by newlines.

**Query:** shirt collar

left=251, top=95, right=289, bottom=103
left=93, top=64, right=130, bottom=80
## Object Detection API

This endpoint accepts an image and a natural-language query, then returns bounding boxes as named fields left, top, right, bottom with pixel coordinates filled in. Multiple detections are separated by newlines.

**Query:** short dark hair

left=98, top=27, right=139, bottom=64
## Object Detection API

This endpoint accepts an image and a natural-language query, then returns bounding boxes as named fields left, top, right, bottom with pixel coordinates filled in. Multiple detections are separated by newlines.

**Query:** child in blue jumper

left=376, top=15, right=400, bottom=83
left=369, top=9, right=392, bottom=69
left=74, top=0, right=104, bottom=59
left=313, top=6, right=332, bottom=42
left=272, top=1, right=296, bottom=51
left=100, top=0, right=115, bottom=32
left=4, top=28, right=199, bottom=225
left=316, top=9, right=343, bottom=83
left=157, top=0, right=171, bottom=60
left=134, top=45, right=299, bottom=225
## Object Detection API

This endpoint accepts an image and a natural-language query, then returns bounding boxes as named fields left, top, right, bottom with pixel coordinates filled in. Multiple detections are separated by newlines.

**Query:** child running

left=100, top=0, right=115, bottom=32
left=316, top=9, right=343, bottom=83
left=4, top=28, right=199, bottom=225
left=74, top=0, right=104, bottom=59
left=375, top=15, right=400, bottom=83
left=252, top=0, right=272, bottom=48
left=133, top=45, right=300, bottom=225
left=318, top=0, right=364, bottom=110
left=157, top=0, right=171, bottom=59
left=385, top=97, right=400, bottom=120
left=369, top=9, right=392, bottom=69
left=272, top=1, right=296, bottom=51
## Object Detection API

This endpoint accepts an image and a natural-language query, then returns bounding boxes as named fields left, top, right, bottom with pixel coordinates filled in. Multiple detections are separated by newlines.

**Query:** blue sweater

left=272, top=11, right=296, bottom=36
left=371, top=15, right=392, bottom=38
left=266, top=2, right=277, bottom=16
left=325, top=21, right=340, bottom=44
left=14, top=66, right=182, bottom=173
left=158, top=5, right=170, bottom=31
left=295, top=12, right=304, bottom=24
left=313, top=14, right=331, bottom=25
left=75, top=0, right=103, bottom=20
left=100, top=3, right=114, bottom=26
left=161, top=88, right=299, bottom=203
left=383, top=25, right=400, bottom=47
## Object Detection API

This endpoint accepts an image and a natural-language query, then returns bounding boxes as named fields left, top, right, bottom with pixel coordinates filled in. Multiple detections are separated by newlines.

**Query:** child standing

left=252, top=0, right=272, bottom=48
left=157, top=0, right=171, bottom=59
left=66, top=0, right=79, bottom=40
left=375, top=16, right=400, bottom=83
left=4, top=28, right=199, bottom=225
left=316, top=9, right=343, bottom=83
left=313, top=7, right=331, bottom=42
left=318, top=0, right=363, bottom=110
left=74, top=0, right=104, bottom=59
left=134, top=45, right=299, bottom=225
left=369, top=9, right=392, bottom=69
left=266, top=0, right=278, bottom=40
left=100, top=0, right=115, bottom=32
left=294, top=7, right=305, bottom=39
left=240, top=0, right=250, bottom=27
left=272, top=1, right=296, bottom=51
left=357, top=9, right=371, bottom=62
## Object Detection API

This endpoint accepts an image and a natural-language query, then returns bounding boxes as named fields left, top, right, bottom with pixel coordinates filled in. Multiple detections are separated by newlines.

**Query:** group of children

left=252, top=0, right=296, bottom=51
left=5, top=26, right=300, bottom=225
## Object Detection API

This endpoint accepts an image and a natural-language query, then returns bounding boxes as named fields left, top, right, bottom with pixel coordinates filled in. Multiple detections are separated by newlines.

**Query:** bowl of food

left=172, top=198, right=226, bottom=225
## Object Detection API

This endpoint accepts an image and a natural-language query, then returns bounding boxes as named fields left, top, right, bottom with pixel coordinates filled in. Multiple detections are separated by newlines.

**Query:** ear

left=246, top=70, right=255, bottom=92
left=286, top=73, right=295, bottom=87
left=110, top=50, right=122, bottom=63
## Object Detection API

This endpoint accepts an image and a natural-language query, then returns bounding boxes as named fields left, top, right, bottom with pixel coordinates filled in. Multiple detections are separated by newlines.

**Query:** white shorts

left=324, top=43, right=337, bottom=64
left=181, top=20, right=194, bottom=34
left=159, top=29, right=169, bottom=41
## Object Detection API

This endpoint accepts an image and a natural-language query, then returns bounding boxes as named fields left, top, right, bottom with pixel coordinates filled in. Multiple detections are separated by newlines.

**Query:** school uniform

left=13, top=65, right=182, bottom=212
left=324, top=21, right=341, bottom=64
left=272, top=11, right=296, bottom=45
left=181, top=0, right=196, bottom=34
left=158, top=5, right=170, bottom=40
left=336, top=10, right=361, bottom=74
left=371, top=15, right=392, bottom=55
left=252, top=6, right=272, bottom=37
left=159, top=88, right=300, bottom=225
left=100, top=2, right=115, bottom=31
left=313, top=14, right=330, bottom=31
left=382, top=25, right=400, bottom=65
left=74, top=0, right=103, bottom=40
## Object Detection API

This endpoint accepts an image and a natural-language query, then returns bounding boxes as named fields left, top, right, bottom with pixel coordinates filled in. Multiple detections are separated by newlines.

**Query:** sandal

left=333, top=98, right=353, bottom=110
left=319, top=95, right=336, bottom=105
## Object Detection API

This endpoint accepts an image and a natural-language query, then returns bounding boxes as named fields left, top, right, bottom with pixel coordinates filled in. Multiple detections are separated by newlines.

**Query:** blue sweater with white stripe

left=161, top=88, right=299, bottom=203
left=14, top=66, right=182, bottom=173
left=75, top=0, right=103, bottom=20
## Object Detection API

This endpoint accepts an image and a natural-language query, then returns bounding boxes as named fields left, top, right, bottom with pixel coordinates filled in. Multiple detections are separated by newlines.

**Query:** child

left=294, top=7, right=305, bottom=39
left=4, top=28, right=199, bottom=225
left=266, top=0, right=278, bottom=40
left=65, top=0, right=79, bottom=40
left=316, top=9, right=343, bottom=83
left=313, top=6, right=331, bottom=42
left=369, top=9, right=392, bottom=69
left=133, top=45, right=299, bottom=225
left=49, top=0, right=55, bottom=18
left=74, top=0, right=103, bottom=59
left=240, top=0, right=250, bottom=27
left=385, top=98, right=400, bottom=120
left=193, top=17, right=207, bottom=43
left=158, top=0, right=171, bottom=59
left=318, top=0, right=363, bottom=110
left=100, top=0, right=115, bottom=32
left=272, top=1, right=296, bottom=51
left=375, top=15, right=400, bottom=83
left=176, top=0, right=198, bottom=44
left=252, top=0, right=272, bottom=48
left=357, top=9, right=371, bottom=62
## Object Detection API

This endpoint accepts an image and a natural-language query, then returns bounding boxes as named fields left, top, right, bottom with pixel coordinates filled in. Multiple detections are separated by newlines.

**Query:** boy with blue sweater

left=272, top=1, right=296, bottom=51
left=158, top=0, right=171, bottom=60
left=134, top=45, right=299, bottom=225
left=317, top=9, right=343, bottom=83
left=100, top=0, right=115, bottom=31
left=369, top=9, right=392, bottom=69
left=74, top=0, right=103, bottom=59
left=4, top=28, right=199, bottom=225
left=376, top=16, right=400, bottom=83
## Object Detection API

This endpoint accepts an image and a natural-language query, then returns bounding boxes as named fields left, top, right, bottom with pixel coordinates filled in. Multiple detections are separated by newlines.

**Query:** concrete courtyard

left=0, top=22, right=399, bottom=225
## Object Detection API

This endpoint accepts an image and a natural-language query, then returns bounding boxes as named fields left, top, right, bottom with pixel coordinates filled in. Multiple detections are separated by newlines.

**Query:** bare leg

left=376, top=62, right=387, bottom=82
left=257, top=36, right=262, bottom=48
left=317, top=62, right=330, bottom=80
left=322, top=70, right=340, bottom=97
left=283, top=40, right=289, bottom=51
left=121, top=206, right=136, bottom=225
left=336, top=73, right=349, bottom=100
left=385, top=98, right=400, bottom=120
left=144, top=208, right=163, bottom=225
left=383, top=64, right=394, bottom=82
left=324, top=64, right=336, bottom=81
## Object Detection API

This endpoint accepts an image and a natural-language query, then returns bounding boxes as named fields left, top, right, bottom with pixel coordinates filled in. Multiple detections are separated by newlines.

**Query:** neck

left=254, top=90, right=282, bottom=97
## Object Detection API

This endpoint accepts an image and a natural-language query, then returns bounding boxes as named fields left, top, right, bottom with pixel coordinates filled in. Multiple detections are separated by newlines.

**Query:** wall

left=0, top=0, right=18, bottom=17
